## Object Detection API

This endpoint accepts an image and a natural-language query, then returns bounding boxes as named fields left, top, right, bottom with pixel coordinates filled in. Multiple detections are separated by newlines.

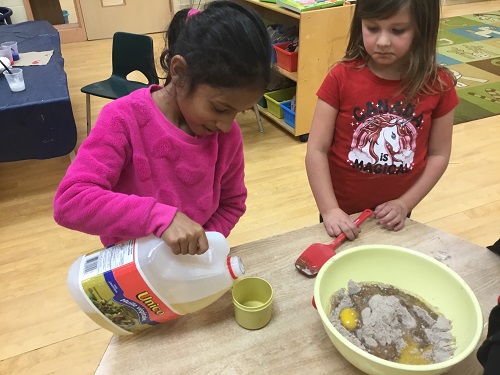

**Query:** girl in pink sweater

left=54, top=2, right=271, bottom=255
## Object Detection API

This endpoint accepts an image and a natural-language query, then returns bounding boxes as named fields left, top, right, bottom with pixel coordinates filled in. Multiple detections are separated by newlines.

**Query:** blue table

left=0, top=21, right=77, bottom=162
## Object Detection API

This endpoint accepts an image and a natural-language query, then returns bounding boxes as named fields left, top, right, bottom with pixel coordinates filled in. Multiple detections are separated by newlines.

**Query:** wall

left=2, top=0, right=28, bottom=23
left=172, top=0, right=214, bottom=15
left=6, top=0, right=214, bottom=25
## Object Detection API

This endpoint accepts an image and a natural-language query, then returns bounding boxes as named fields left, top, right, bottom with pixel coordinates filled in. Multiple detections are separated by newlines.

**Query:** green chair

left=81, top=32, right=159, bottom=135
left=0, top=7, right=13, bottom=25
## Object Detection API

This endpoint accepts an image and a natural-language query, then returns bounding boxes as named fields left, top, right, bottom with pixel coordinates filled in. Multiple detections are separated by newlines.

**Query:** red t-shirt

left=316, top=60, right=459, bottom=214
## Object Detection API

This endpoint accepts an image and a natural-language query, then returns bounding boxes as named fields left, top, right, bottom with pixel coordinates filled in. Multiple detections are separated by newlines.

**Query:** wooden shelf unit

left=236, top=0, right=354, bottom=140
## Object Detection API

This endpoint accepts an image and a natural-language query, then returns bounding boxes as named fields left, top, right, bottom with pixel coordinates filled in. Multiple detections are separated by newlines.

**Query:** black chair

left=81, top=32, right=159, bottom=135
left=0, top=7, right=13, bottom=25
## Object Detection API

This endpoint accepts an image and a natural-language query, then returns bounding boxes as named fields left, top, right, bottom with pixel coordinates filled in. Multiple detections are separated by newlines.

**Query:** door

left=23, top=0, right=88, bottom=43
left=80, top=0, right=172, bottom=40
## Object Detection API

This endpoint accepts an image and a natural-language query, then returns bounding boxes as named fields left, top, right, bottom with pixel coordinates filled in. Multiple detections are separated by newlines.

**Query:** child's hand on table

left=374, top=199, right=409, bottom=231
left=322, top=207, right=361, bottom=241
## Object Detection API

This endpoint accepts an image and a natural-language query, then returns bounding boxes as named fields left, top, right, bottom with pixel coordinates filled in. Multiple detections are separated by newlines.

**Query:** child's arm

left=306, top=99, right=361, bottom=240
left=53, top=113, right=177, bottom=243
left=375, top=109, right=455, bottom=230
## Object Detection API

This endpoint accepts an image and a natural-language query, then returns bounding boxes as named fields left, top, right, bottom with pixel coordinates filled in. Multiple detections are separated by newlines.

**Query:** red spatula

left=295, top=209, right=373, bottom=277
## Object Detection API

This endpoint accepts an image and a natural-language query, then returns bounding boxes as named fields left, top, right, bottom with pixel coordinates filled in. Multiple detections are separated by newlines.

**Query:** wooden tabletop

left=95, top=218, right=499, bottom=374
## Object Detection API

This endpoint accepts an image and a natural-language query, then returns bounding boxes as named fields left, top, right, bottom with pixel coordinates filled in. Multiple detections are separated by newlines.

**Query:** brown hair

left=343, top=0, right=455, bottom=103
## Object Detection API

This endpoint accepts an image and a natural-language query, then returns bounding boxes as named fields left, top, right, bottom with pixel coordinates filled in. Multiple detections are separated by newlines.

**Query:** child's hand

left=322, top=207, right=361, bottom=241
left=160, top=212, right=209, bottom=255
left=374, top=200, right=409, bottom=231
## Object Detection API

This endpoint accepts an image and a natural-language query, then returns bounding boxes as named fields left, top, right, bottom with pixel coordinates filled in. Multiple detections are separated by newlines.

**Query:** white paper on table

left=14, top=50, right=54, bottom=66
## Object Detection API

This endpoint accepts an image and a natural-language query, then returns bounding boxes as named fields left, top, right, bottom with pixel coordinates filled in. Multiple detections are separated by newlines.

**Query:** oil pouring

left=67, top=232, right=244, bottom=335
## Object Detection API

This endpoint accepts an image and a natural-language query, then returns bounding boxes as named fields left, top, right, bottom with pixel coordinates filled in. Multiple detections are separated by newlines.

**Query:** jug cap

left=227, top=256, right=245, bottom=279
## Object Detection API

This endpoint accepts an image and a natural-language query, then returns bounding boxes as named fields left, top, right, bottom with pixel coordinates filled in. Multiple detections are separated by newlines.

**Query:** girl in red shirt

left=306, top=0, right=458, bottom=240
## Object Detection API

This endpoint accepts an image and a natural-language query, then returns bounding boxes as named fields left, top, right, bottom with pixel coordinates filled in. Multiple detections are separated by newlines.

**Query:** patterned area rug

left=438, top=11, right=500, bottom=124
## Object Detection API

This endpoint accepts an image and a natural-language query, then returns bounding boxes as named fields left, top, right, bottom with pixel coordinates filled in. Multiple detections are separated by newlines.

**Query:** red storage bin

left=273, top=42, right=298, bottom=72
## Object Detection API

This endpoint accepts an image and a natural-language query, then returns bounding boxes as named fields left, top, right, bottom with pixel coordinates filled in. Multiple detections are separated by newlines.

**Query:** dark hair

left=344, top=0, right=454, bottom=102
left=161, top=1, right=271, bottom=93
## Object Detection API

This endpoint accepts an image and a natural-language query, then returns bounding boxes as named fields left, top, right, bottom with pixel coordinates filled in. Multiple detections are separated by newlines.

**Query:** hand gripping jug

left=67, top=232, right=244, bottom=335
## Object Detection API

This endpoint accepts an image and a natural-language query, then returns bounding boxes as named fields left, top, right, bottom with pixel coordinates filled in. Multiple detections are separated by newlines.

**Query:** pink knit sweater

left=54, top=85, right=247, bottom=246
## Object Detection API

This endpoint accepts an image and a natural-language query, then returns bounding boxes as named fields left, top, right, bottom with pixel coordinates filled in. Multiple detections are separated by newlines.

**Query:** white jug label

left=82, top=240, right=134, bottom=279
left=79, top=240, right=182, bottom=333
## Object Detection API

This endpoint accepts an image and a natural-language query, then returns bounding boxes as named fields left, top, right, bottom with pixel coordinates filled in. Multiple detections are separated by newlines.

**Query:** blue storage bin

left=280, top=100, right=296, bottom=128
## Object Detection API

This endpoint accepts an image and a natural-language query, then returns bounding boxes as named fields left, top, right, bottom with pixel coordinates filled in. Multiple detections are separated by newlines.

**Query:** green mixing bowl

left=314, top=245, right=483, bottom=375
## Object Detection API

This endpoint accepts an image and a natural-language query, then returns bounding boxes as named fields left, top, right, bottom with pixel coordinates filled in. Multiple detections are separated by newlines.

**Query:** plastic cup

left=0, top=47, right=13, bottom=66
left=232, top=277, right=273, bottom=330
left=3, top=68, right=26, bottom=92
left=1, top=41, right=19, bottom=61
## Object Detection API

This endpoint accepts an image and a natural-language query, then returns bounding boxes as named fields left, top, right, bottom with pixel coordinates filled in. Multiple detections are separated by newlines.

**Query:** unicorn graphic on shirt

left=349, top=113, right=417, bottom=168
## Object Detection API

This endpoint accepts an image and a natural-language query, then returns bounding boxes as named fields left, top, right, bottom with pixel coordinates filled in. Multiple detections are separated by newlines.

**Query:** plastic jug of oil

left=67, top=232, right=244, bottom=335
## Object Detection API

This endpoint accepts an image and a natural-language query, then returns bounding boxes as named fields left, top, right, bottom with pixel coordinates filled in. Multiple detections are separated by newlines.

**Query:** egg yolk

left=398, top=338, right=432, bottom=365
left=339, top=308, right=359, bottom=330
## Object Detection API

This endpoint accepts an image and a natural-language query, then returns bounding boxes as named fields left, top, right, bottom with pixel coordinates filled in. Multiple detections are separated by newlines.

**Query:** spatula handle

left=329, top=209, right=373, bottom=248
left=311, top=209, right=374, bottom=306
left=354, top=208, right=374, bottom=225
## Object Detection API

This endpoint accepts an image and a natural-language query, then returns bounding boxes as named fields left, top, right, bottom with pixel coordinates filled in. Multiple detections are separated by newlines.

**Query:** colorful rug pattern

left=438, top=11, right=500, bottom=124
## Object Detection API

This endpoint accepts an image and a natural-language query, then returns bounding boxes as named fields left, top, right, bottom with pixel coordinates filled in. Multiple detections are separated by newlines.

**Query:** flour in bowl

left=330, top=280, right=456, bottom=364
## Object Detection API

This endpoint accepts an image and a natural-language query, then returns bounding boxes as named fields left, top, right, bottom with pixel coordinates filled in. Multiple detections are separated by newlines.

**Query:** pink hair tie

left=187, top=8, right=201, bottom=19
